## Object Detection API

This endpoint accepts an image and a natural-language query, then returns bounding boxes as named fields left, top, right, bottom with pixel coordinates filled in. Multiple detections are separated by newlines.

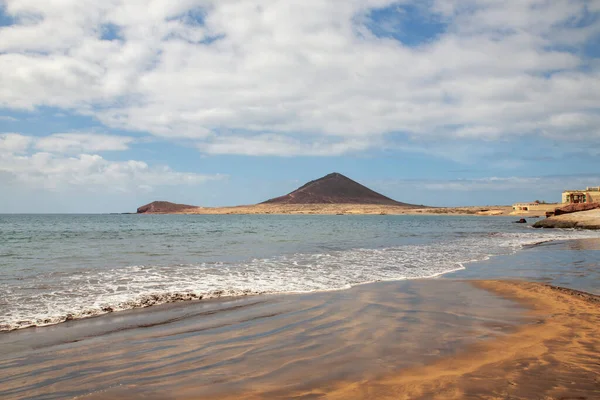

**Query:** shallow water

left=0, top=280, right=529, bottom=400
left=449, top=238, right=600, bottom=294
left=1, top=214, right=599, bottom=330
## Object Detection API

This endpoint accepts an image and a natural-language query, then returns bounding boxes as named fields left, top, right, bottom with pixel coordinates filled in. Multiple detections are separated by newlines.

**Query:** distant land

left=262, top=172, right=415, bottom=206
left=137, top=201, right=197, bottom=214
left=135, top=172, right=536, bottom=216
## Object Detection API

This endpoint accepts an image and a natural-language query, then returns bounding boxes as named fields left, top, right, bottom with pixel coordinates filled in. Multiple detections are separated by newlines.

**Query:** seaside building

left=512, top=201, right=557, bottom=212
left=562, top=187, right=600, bottom=204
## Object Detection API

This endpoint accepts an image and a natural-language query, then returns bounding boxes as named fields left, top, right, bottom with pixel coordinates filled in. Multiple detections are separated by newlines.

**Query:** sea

left=1, top=214, right=599, bottom=332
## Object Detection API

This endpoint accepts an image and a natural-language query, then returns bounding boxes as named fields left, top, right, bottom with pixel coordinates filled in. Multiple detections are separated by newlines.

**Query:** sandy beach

left=1, top=276, right=598, bottom=400
left=0, top=279, right=526, bottom=399
left=295, top=280, right=600, bottom=400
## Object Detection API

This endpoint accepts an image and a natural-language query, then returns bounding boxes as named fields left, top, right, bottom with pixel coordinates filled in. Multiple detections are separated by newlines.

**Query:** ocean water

left=1, top=214, right=598, bottom=331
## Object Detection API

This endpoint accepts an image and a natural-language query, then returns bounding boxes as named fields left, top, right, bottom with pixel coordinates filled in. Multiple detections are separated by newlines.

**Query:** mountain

left=137, top=201, right=197, bottom=214
left=261, top=172, right=416, bottom=206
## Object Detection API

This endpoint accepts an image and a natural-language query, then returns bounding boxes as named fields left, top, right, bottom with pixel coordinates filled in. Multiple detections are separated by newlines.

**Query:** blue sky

left=1, top=0, right=599, bottom=213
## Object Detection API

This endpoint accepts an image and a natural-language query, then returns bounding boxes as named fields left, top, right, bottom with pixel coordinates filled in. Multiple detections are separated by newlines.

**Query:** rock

left=514, top=218, right=527, bottom=223
left=554, top=202, right=600, bottom=216
left=533, top=209, right=600, bottom=230
left=533, top=219, right=580, bottom=229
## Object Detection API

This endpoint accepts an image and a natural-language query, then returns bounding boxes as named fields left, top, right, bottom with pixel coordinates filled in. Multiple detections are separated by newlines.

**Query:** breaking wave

left=1, top=228, right=599, bottom=331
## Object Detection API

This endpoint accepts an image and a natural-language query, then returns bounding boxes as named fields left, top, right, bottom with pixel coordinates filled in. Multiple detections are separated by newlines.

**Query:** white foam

left=1, top=228, right=599, bottom=331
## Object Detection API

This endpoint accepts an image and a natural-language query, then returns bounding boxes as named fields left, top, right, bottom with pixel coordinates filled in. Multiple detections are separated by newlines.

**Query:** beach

left=0, top=280, right=544, bottom=399
left=1, top=277, right=598, bottom=400
left=1, top=215, right=599, bottom=399
left=316, top=280, right=600, bottom=400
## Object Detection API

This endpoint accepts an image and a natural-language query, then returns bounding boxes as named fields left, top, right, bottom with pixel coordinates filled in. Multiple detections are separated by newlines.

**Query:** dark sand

left=0, top=280, right=529, bottom=399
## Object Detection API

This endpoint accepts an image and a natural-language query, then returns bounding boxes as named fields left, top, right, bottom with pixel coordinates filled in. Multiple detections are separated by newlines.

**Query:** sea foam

left=1, top=228, right=599, bottom=331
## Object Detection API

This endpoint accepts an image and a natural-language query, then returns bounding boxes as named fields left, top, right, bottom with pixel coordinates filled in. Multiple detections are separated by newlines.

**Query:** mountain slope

left=262, top=173, right=416, bottom=206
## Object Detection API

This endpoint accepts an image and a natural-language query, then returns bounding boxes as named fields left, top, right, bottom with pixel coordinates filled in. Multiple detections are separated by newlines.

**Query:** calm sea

left=1, top=214, right=598, bottom=331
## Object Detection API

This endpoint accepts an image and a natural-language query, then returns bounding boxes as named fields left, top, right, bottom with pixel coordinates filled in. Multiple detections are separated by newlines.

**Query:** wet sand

left=1, top=251, right=599, bottom=399
left=0, top=280, right=530, bottom=399
left=290, top=281, right=600, bottom=400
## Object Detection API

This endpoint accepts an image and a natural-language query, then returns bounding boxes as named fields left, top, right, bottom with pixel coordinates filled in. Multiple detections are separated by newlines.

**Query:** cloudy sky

left=1, top=0, right=599, bottom=212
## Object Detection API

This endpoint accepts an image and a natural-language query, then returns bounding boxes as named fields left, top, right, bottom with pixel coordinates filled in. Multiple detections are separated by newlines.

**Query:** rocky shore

left=533, top=209, right=600, bottom=230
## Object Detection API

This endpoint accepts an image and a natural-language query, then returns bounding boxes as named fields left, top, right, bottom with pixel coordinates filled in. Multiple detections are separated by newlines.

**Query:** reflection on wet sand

left=312, top=281, right=600, bottom=400
left=0, top=280, right=527, bottom=399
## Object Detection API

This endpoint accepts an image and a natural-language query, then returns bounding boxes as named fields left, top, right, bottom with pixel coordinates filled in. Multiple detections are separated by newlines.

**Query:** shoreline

left=0, top=264, right=466, bottom=333
left=4, top=234, right=598, bottom=333
left=2, top=234, right=598, bottom=399
left=213, top=280, right=600, bottom=400
left=0, top=263, right=471, bottom=333
left=0, top=278, right=534, bottom=400
left=1, top=277, right=598, bottom=399
left=138, top=204, right=543, bottom=217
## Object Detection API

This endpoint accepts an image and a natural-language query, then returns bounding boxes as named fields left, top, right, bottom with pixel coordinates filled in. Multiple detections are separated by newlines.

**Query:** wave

left=2, top=229, right=599, bottom=332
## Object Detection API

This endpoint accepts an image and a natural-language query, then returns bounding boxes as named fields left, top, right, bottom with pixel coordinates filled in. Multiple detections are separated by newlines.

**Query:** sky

left=0, top=0, right=599, bottom=213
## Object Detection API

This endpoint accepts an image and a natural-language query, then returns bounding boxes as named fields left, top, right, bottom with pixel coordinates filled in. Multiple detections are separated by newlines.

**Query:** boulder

left=514, top=218, right=527, bottom=224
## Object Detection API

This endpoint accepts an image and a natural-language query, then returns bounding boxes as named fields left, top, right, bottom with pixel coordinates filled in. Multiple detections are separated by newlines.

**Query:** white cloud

left=0, top=133, right=220, bottom=191
left=393, top=175, right=600, bottom=192
left=198, top=134, right=374, bottom=156
left=0, top=133, right=33, bottom=153
left=0, top=0, right=599, bottom=153
left=35, top=133, right=135, bottom=153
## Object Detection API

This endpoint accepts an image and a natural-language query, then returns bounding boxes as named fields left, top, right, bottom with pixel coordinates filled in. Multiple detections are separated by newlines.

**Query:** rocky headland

left=137, top=201, right=198, bottom=214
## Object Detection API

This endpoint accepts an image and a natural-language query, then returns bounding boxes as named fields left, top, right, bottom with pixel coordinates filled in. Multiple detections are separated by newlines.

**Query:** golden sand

left=3, top=280, right=597, bottom=399
left=229, top=280, right=600, bottom=400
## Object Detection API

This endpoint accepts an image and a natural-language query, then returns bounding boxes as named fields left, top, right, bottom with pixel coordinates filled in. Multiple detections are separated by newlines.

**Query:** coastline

left=0, top=279, right=533, bottom=400
left=138, top=203, right=543, bottom=217
left=2, top=236, right=598, bottom=399
left=73, top=280, right=600, bottom=400
left=2, top=277, right=599, bottom=399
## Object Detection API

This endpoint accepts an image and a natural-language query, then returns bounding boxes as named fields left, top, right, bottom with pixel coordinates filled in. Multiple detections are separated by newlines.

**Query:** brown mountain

left=262, top=173, right=416, bottom=206
left=137, top=201, right=197, bottom=214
